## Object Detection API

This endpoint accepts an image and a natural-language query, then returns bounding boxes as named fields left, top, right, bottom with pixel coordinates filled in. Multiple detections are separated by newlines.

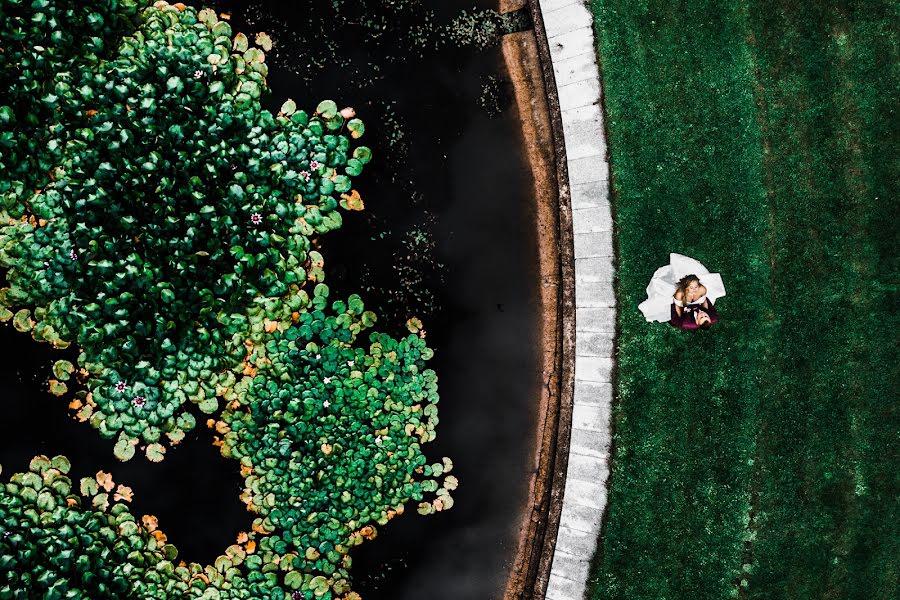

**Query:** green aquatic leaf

left=13, top=309, right=32, bottom=332
left=53, top=360, right=75, bottom=381
left=243, top=48, right=265, bottom=64
left=50, top=455, right=71, bottom=474
left=280, top=98, right=297, bottom=116
left=113, top=435, right=136, bottom=462
left=345, top=158, right=363, bottom=177
left=233, top=32, right=249, bottom=52
left=352, top=146, right=372, bottom=164
left=255, top=32, right=273, bottom=51
left=347, top=118, right=365, bottom=139
left=315, top=100, right=338, bottom=119
left=145, top=443, right=166, bottom=463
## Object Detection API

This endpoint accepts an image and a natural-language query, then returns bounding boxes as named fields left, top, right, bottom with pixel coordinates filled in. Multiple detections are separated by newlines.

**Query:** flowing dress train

left=638, top=253, right=726, bottom=323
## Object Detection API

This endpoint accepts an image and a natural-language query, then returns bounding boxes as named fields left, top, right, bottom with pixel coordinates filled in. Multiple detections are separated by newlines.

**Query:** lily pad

left=79, top=477, right=99, bottom=497
left=339, top=190, right=364, bottom=211
left=13, top=309, right=32, bottom=332
left=52, top=360, right=75, bottom=381
left=146, top=443, right=166, bottom=463
left=352, top=146, right=372, bottom=164
left=255, top=32, right=273, bottom=52
left=316, top=100, right=338, bottom=119
left=280, top=99, right=297, bottom=116
left=243, top=48, right=265, bottom=64
left=233, top=32, right=249, bottom=52
left=344, top=158, right=363, bottom=177
left=114, top=435, right=136, bottom=461
left=284, top=570, right=304, bottom=589
left=406, top=317, right=423, bottom=334
left=347, top=118, right=365, bottom=139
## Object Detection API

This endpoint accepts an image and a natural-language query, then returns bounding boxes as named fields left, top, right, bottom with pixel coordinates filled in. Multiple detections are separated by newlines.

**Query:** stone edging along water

left=528, top=1, right=615, bottom=599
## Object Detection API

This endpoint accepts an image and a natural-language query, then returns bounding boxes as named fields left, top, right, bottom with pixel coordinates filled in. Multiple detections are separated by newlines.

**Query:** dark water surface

left=0, top=2, right=542, bottom=598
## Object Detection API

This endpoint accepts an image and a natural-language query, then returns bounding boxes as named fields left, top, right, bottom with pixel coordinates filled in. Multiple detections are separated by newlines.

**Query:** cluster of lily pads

left=0, top=0, right=372, bottom=457
left=212, top=289, right=456, bottom=594
left=0, top=1, right=454, bottom=598
left=0, top=456, right=294, bottom=599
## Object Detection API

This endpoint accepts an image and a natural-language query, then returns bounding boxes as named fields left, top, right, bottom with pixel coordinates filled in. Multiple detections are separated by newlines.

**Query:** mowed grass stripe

left=744, top=2, right=899, bottom=598
left=587, top=1, right=771, bottom=598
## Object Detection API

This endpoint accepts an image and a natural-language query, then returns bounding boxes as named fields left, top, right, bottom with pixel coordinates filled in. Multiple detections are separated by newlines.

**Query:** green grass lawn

left=587, top=1, right=898, bottom=599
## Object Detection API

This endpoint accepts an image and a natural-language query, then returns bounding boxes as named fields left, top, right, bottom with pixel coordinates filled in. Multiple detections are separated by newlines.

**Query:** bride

left=638, top=253, right=726, bottom=330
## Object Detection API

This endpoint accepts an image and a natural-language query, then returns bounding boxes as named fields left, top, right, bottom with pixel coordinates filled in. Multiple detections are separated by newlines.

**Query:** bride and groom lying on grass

left=639, top=253, right=726, bottom=331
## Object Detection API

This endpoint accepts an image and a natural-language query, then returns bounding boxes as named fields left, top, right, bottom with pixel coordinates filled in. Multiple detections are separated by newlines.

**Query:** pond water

left=0, top=1, right=543, bottom=598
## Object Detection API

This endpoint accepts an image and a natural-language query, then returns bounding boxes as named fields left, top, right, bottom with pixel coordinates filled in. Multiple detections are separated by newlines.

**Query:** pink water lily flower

left=309, top=160, right=320, bottom=170
left=114, top=381, right=126, bottom=393
left=300, top=170, right=311, bottom=181
left=250, top=212, right=263, bottom=225
left=132, top=396, right=146, bottom=408
left=69, top=250, right=78, bottom=260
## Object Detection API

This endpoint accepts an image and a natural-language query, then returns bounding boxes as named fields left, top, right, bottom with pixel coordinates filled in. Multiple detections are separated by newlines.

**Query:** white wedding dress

left=638, top=253, right=727, bottom=322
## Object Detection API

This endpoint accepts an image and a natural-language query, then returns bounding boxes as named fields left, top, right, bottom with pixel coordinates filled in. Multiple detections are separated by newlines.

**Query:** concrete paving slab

left=575, top=330, right=614, bottom=356
left=575, top=355, right=613, bottom=382
left=575, top=280, right=615, bottom=307
left=558, top=77, right=601, bottom=112
left=545, top=572, right=584, bottom=600
left=569, top=426, right=608, bottom=459
left=564, top=122, right=606, bottom=161
left=555, top=523, right=600, bottom=557
left=547, top=25, right=595, bottom=61
left=576, top=306, right=616, bottom=332
left=565, top=452, right=609, bottom=484
left=562, top=102, right=604, bottom=128
left=575, top=255, right=614, bottom=281
left=567, top=154, right=608, bottom=185
left=543, top=2, right=593, bottom=40
left=553, top=50, right=598, bottom=88
left=572, top=206, right=612, bottom=233
left=573, top=231, right=613, bottom=258
left=573, top=380, right=612, bottom=406
left=571, top=179, right=609, bottom=210
left=541, top=0, right=580, bottom=11
left=563, top=477, right=607, bottom=513
left=562, top=110, right=605, bottom=156
left=572, top=402, right=610, bottom=434
left=548, top=549, right=592, bottom=585
left=560, top=500, right=605, bottom=535
left=572, top=396, right=612, bottom=440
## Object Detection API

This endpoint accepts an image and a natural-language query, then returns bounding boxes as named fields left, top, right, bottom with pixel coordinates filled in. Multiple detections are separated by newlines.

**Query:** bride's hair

left=676, top=274, right=700, bottom=303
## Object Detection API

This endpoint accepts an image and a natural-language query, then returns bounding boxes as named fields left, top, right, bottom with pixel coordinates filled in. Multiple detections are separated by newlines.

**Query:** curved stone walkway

left=536, top=1, right=614, bottom=599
